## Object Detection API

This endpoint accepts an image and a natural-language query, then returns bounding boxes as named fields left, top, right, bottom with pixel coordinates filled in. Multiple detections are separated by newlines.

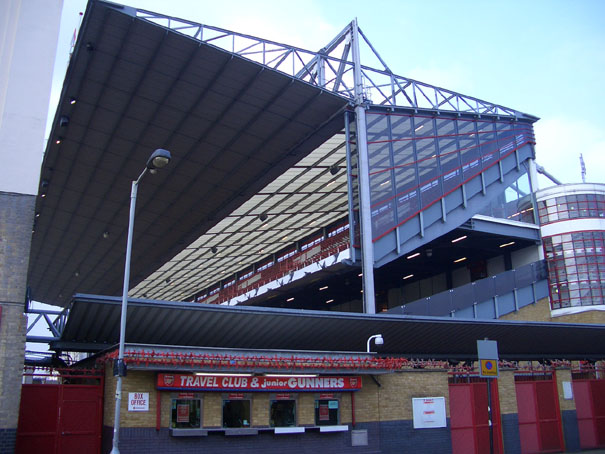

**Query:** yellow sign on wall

left=480, top=359, right=498, bottom=377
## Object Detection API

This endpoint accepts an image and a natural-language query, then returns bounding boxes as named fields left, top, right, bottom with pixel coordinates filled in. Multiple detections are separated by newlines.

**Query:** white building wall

left=0, top=0, right=63, bottom=195
left=0, top=2, right=63, bottom=448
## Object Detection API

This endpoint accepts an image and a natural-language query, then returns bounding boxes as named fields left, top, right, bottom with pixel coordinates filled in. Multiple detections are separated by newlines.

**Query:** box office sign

left=128, top=392, right=149, bottom=412
left=157, top=374, right=362, bottom=392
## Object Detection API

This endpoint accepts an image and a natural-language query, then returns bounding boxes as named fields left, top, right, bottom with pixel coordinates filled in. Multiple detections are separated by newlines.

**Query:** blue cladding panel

left=497, top=293, right=516, bottom=316
left=561, top=410, right=581, bottom=452
left=476, top=300, right=497, bottom=319
left=517, top=286, right=535, bottom=309
left=363, top=108, right=536, bottom=267
left=501, top=413, right=522, bottom=454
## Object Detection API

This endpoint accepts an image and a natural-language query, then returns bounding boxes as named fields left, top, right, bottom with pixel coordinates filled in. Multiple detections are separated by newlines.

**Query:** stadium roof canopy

left=53, top=294, right=605, bottom=362
left=28, top=0, right=536, bottom=307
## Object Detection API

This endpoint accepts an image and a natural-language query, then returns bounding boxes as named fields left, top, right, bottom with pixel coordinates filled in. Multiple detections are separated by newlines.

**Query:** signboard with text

left=477, top=339, right=499, bottom=378
left=412, top=397, right=447, bottom=429
left=176, top=404, right=189, bottom=422
left=128, top=392, right=149, bottom=412
left=157, top=374, right=362, bottom=392
left=480, top=359, right=498, bottom=377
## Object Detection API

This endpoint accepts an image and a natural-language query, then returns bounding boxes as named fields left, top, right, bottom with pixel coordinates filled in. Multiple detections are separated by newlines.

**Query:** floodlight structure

left=111, top=148, right=171, bottom=454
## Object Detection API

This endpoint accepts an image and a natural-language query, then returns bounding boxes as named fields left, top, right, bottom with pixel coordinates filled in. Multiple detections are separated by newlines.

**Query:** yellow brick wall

left=499, top=297, right=605, bottom=324
left=202, top=393, right=221, bottom=427
left=252, top=394, right=269, bottom=426
left=110, top=371, right=454, bottom=428
left=351, top=378, right=380, bottom=422
left=556, top=369, right=576, bottom=412
left=104, top=369, right=158, bottom=427
left=134, top=378, right=379, bottom=428
left=340, top=392, right=352, bottom=424
left=353, top=371, right=450, bottom=422
left=499, top=297, right=552, bottom=322
left=107, top=367, right=584, bottom=430
left=552, top=310, right=605, bottom=324
left=497, top=370, right=518, bottom=415
left=298, top=393, right=316, bottom=425
left=103, top=369, right=116, bottom=426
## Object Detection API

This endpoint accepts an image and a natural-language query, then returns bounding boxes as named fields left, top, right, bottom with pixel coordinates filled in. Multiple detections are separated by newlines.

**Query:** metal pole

left=110, top=175, right=142, bottom=454
left=487, top=378, right=494, bottom=454
left=344, top=111, right=356, bottom=264
left=351, top=19, right=376, bottom=314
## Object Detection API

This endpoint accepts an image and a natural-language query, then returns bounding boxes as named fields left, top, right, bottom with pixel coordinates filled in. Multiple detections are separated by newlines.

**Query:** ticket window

left=171, top=398, right=201, bottom=429
left=315, top=399, right=339, bottom=426
left=270, top=399, right=296, bottom=427
left=222, top=398, right=251, bottom=428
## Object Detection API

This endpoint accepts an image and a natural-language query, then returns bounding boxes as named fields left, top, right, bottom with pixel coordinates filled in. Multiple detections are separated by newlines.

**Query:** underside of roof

left=57, top=294, right=605, bottom=361
left=28, top=1, right=349, bottom=307
left=27, top=1, right=538, bottom=309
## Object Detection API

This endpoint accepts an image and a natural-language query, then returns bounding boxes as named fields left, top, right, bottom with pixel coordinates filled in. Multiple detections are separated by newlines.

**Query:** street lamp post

left=110, top=148, right=171, bottom=454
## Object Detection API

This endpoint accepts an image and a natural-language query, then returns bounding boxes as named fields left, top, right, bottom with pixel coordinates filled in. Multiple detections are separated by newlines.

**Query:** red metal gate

left=572, top=367, right=605, bottom=449
left=16, top=368, right=104, bottom=454
left=449, top=374, right=503, bottom=454
left=515, top=371, right=564, bottom=453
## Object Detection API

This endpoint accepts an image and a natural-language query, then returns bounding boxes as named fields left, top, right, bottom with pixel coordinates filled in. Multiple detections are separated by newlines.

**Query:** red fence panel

left=15, top=385, right=60, bottom=453
left=449, top=384, right=477, bottom=454
left=449, top=375, right=503, bottom=454
left=515, top=372, right=564, bottom=453
left=573, top=375, right=605, bottom=449
left=59, top=386, right=104, bottom=454
left=16, top=369, right=103, bottom=454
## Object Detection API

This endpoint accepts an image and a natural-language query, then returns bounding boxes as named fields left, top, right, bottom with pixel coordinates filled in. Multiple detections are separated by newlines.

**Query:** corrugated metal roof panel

left=29, top=1, right=349, bottom=307
left=58, top=294, right=605, bottom=361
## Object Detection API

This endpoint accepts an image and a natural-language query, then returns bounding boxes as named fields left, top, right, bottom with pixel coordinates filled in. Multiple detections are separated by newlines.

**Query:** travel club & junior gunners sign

left=157, top=373, right=362, bottom=392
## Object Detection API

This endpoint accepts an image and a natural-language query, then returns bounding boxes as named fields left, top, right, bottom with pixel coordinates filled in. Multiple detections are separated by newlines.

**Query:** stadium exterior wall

left=99, top=361, right=585, bottom=454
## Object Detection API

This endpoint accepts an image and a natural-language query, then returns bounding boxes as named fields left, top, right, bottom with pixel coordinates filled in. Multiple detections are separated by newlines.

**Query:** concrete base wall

left=561, top=409, right=581, bottom=453
left=102, top=419, right=453, bottom=454
left=502, top=413, right=522, bottom=454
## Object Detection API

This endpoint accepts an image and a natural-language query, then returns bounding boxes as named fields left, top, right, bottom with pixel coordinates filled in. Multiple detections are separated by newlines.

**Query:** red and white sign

left=412, top=397, right=447, bottom=429
left=176, top=404, right=189, bottom=423
left=275, top=393, right=291, bottom=400
left=157, top=374, right=362, bottom=392
left=128, top=392, right=149, bottom=412
left=318, top=404, right=329, bottom=421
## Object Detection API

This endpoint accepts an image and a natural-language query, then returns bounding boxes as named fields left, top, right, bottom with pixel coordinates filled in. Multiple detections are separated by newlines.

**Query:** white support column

left=528, top=158, right=539, bottom=192
left=351, top=19, right=375, bottom=314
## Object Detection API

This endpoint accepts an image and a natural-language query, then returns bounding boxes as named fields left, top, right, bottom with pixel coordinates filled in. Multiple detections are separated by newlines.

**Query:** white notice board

left=412, top=397, right=447, bottom=429
left=128, top=392, right=149, bottom=412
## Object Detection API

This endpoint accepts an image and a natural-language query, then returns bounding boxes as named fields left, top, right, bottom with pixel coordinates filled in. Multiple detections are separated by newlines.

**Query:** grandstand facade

left=9, top=1, right=605, bottom=453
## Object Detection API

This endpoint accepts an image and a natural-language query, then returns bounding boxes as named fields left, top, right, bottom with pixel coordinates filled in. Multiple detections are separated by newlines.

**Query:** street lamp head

left=375, top=334, right=384, bottom=345
left=146, top=148, right=171, bottom=173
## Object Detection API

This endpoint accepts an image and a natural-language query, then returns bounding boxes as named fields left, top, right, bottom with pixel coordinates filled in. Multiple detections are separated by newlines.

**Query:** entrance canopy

left=55, top=294, right=605, bottom=362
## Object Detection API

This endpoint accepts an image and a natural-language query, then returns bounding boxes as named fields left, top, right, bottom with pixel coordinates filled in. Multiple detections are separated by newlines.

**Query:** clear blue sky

left=52, top=0, right=605, bottom=186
